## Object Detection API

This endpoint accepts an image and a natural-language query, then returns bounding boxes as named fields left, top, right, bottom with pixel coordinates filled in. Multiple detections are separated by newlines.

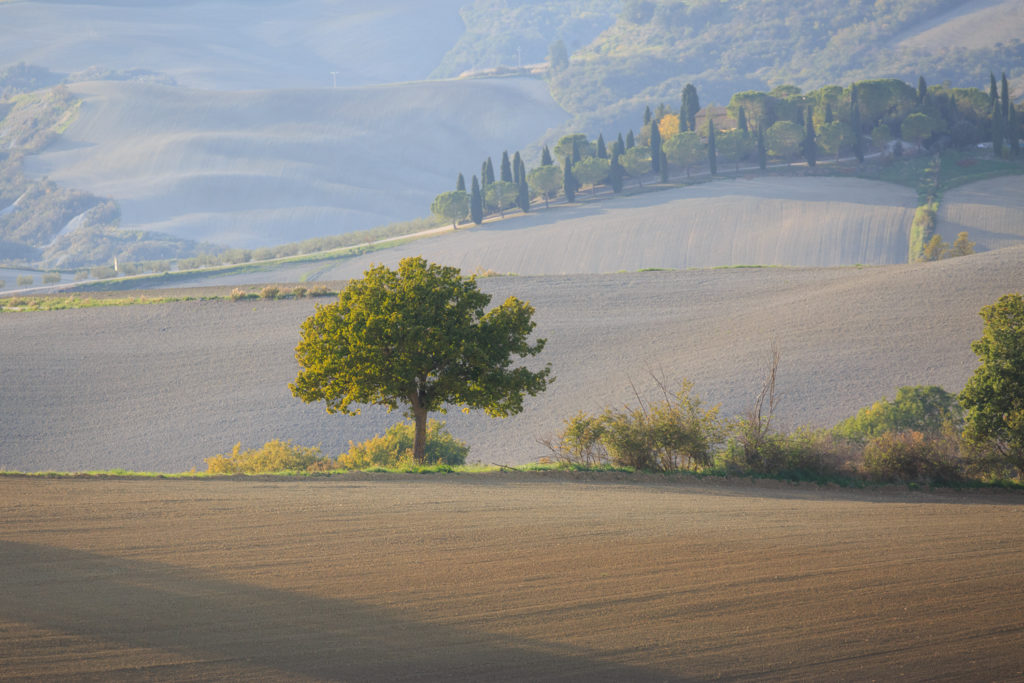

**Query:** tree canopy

left=431, top=191, right=469, bottom=230
left=959, top=293, right=1024, bottom=476
left=291, top=257, right=552, bottom=462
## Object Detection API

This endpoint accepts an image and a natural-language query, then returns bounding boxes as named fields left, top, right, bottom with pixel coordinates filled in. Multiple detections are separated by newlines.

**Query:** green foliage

left=542, top=382, right=724, bottom=472
left=959, top=294, right=1024, bottom=476
left=42, top=272, right=60, bottom=284
left=485, top=180, right=518, bottom=218
left=527, top=164, right=562, bottom=208
left=431, top=190, right=469, bottom=229
left=764, top=121, right=804, bottom=163
left=15, top=274, right=33, bottom=287
left=621, top=146, right=651, bottom=184
left=719, top=427, right=852, bottom=481
left=572, top=156, right=610, bottom=195
left=338, top=420, right=468, bottom=469
left=832, top=386, right=963, bottom=442
left=663, top=131, right=703, bottom=175
left=470, top=175, right=484, bottom=225
left=862, top=430, right=963, bottom=484
left=908, top=200, right=938, bottom=262
left=205, top=440, right=330, bottom=474
left=291, top=257, right=551, bottom=462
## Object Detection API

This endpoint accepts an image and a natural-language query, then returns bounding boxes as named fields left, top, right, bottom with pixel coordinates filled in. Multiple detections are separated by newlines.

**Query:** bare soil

left=1, top=475, right=1021, bottom=681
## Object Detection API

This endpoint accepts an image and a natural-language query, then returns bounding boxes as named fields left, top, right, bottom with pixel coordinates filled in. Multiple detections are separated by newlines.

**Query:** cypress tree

left=659, top=150, right=669, bottom=183
left=517, top=156, right=527, bottom=184
left=597, top=133, right=608, bottom=159
left=616, top=132, right=625, bottom=155
left=804, top=106, right=816, bottom=167
left=456, top=173, right=466, bottom=192
left=470, top=175, right=483, bottom=225
left=1002, top=72, right=1010, bottom=121
left=679, top=104, right=687, bottom=132
left=917, top=75, right=927, bottom=104
left=1009, top=104, right=1020, bottom=158
left=541, top=145, right=553, bottom=166
left=485, top=157, right=495, bottom=185
left=644, top=105, right=652, bottom=126
left=512, top=151, right=523, bottom=185
left=992, top=99, right=1005, bottom=158
left=757, top=126, right=767, bottom=170
left=481, top=161, right=489, bottom=188
left=517, top=177, right=530, bottom=213
left=682, top=83, right=700, bottom=132
left=707, top=116, right=717, bottom=175
left=610, top=149, right=624, bottom=193
left=626, top=130, right=635, bottom=149
left=737, top=106, right=748, bottom=135
left=851, top=84, right=864, bottom=163
left=500, top=151, right=513, bottom=182
left=990, top=72, right=998, bottom=105
left=563, top=156, right=576, bottom=202
left=650, top=120, right=662, bottom=173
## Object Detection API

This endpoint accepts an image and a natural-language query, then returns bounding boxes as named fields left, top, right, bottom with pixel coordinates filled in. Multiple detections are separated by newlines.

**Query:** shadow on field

left=0, top=540, right=671, bottom=681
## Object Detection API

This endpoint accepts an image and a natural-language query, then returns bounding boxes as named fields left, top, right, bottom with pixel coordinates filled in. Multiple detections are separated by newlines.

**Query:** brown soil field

left=937, top=176, right=1024, bottom=252
left=1, top=475, right=1022, bottom=681
left=3, top=245, right=1023, bottom=473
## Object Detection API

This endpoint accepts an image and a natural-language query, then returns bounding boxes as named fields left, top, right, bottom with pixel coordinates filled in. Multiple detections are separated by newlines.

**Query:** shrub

left=833, top=385, right=962, bottom=442
left=74, top=270, right=89, bottom=281
left=720, top=427, right=854, bottom=479
left=42, top=272, right=60, bottom=284
left=230, top=287, right=254, bottom=301
left=308, top=284, right=334, bottom=297
left=16, top=275, right=33, bottom=286
left=292, top=286, right=308, bottom=298
left=862, top=430, right=963, bottom=484
left=338, top=420, right=468, bottom=469
left=260, top=285, right=280, bottom=300
left=205, top=440, right=330, bottom=474
left=543, top=382, right=724, bottom=471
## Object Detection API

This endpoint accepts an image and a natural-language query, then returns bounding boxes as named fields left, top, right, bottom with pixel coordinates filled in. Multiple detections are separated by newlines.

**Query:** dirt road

left=2, top=475, right=1021, bottom=681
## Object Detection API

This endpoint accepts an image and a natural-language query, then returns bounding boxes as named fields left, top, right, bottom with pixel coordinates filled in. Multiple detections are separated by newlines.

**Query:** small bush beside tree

left=339, top=420, right=468, bottom=469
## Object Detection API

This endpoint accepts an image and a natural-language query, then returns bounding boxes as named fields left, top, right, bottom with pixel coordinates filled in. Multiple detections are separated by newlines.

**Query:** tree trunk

left=411, top=400, right=428, bottom=463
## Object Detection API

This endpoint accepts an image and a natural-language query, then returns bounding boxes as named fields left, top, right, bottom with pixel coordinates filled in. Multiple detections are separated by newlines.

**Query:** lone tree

left=959, top=293, right=1024, bottom=476
left=431, top=190, right=469, bottom=230
left=292, top=257, right=552, bottom=463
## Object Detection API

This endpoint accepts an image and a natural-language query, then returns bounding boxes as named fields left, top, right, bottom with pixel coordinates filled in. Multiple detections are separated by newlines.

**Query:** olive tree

left=291, top=257, right=552, bottom=463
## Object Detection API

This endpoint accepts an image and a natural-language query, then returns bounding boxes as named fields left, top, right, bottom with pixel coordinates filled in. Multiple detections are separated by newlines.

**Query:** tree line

left=433, top=72, right=1021, bottom=226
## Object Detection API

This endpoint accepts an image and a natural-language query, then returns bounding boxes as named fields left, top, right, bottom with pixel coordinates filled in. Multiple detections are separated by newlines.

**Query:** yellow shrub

left=206, top=440, right=329, bottom=474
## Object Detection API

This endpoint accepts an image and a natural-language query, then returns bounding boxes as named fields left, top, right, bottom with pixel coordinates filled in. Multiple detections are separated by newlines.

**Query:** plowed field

left=1, top=475, right=1022, bottom=681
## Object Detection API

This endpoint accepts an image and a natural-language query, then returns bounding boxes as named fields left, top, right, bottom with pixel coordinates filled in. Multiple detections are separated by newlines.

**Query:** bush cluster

left=205, top=422, right=468, bottom=474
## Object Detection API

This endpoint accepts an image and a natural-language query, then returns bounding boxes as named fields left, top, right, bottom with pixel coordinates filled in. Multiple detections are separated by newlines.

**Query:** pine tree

left=650, top=120, right=662, bottom=173
left=1002, top=72, right=1010, bottom=121
left=615, top=132, right=625, bottom=155
left=541, top=145, right=553, bottom=166
left=456, top=173, right=466, bottom=192
left=682, top=83, right=700, bottom=132
left=512, top=151, right=523, bottom=185
left=757, top=126, right=767, bottom=170
left=737, top=106, right=748, bottom=135
left=917, top=75, right=927, bottom=104
left=571, top=138, right=581, bottom=164
left=644, top=105, right=652, bottom=126
left=500, top=151, right=513, bottom=182
left=626, top=130, right=635, bottom=149
left=563, top=156, right=576, bottom=202
left=610, top=149, right=624, bottom=193
left=470, top=175, right=483, bottom=225
left=851, top=84, right=864, bottom=163
left=707, top=116, right=717, bottom=175
left=803, top=106, right=816, bottom=167
left=597, top=134, right=607, bottom=159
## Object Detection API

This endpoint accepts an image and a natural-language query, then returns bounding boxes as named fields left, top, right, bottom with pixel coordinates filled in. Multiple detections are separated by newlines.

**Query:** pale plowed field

left=1, top=476, right=1022, bottom=681
left=3, top=246, right=1023, bottom=473
left=936, top=175, right=1024, bottom=251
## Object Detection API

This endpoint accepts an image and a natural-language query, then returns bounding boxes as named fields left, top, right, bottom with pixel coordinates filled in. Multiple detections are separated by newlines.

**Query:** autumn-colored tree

left=291, top=258, right=552, bottom=463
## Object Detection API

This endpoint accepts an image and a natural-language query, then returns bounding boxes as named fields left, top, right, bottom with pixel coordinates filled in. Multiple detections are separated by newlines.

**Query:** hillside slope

left=24, top=79, right=567, bottom=248
left=937, top=175, right=1024, bottom=252
left=0, top=0, right=466, bottom=90
left=3, top=246, right=1021, bottom=472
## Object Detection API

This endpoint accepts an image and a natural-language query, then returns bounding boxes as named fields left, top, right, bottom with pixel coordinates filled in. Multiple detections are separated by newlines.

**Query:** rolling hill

left=3, top=245, right=1021, bottom=473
